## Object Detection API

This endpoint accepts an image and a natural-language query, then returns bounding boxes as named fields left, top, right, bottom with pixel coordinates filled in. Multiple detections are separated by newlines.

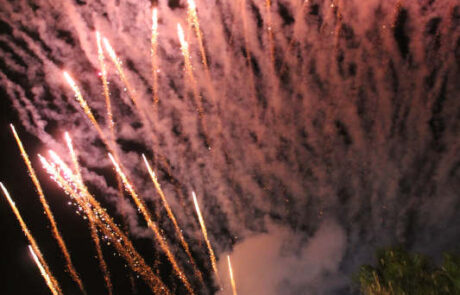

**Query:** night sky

left=0, top=0, right=459, bottom=294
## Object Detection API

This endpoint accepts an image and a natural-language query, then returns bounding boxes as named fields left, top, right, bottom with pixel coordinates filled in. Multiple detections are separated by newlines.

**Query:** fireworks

left=142, top=154, right=205, bottom=286
left=29, top=246, right=60, bottom=295
left=63, top=71, right=107, bottom=146
left=102, top=37, right=141, bottom=112
left=177, top=23, right=211, bottom=148
left=1, top=2, right=240, bottom=293
left=227, top=256, right=238, bottom=295
left=108, top=153, right=194, bottom=294
left=0, top=182, right=62, bottom=295
left=10, top=125, right=85, bottom=293
left=39, top=153, right=170, bottom=294
left=64, top=133, right=113, bottom=295
left=192, top=191, right=220, bottom=282
left=96, top=31, right=115, bottom=140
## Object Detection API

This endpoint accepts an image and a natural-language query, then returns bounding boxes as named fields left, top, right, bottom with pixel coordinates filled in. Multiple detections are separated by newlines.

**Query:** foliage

left=356, top=247, right=460, bottom=295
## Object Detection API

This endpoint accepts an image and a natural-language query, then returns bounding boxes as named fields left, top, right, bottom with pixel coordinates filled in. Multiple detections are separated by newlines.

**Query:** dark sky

left=0, top=1, right=459, bottom=294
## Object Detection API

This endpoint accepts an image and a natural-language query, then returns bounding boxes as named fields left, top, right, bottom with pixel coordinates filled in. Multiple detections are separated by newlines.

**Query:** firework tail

left=142, top=154, right=205, bottom=286
left=39, top=154, right=171, bottom=295
left=0, top=182, right=62, bottom=295
left=186, top=0, right=217, bottom=106
left=108, top=153, right=195, bottom=295
left=29, top=246, right=60, bottom=295
left=186, top=0, right=208, bottom=72
left=102, top=38, right=141, bottom=111
left=95, top=31, right=116, bottom=143
left=192, top=191, right=220, bottom=283
left=64, top=133, right=113, bottom=295
left=227, top=256, right=237, bottom=295
left=63, top=72, right=107, bottom=143
left=102, top=36, right=164, bottom=163
left=177, top=23, right=212, bottom=149
left=9, top=125, right=86, bottom=294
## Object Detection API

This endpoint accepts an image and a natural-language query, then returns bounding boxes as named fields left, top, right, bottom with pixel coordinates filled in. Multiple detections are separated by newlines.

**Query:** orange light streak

left=102, top=38, right=141, bottom=111
left=142, top=154, right=205, bottom=286
left=186, top=0, right=209, bottom=73
left=227, top=255, right=238, bottom=295
left=64, top=133, right=113, bottom=295
left=192, top=191, right=219, bottom=281
left=39, top=154, right=171, bottom=295
left=96, top=31, right=115, bottom=142
left=0, top=182, right=62, bottom=295
left=9, top=125, right=85, bottom=294
left=177, top=23, right=211, bottom=148
left=63, top=71, right=107, bottom=145
left=29, top=245, right=60, bottom=295
left=108, top=153, right=194, bottom=294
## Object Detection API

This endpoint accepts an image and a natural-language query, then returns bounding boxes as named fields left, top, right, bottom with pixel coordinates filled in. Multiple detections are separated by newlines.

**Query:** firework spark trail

left=63, top=71, right=109, bottom=147
left=39, top=155, right=171, bottom=295
left=186, top=0, right=217, bottom=107
left=102, top=37, right=164, bottom=160
left=9, top=125, right=86, bottom=294
left=192, top=191, right=220, bottom=283
left=28, top=246, right=60, bottom=295
left=108, top=154, right=195, bottom=295
left=0, top=182, right=62, bottom=295
left=96, top=31, right=135, bottom=263
left=186, top=0, right=208, bottom=71
left=102, top=38, right=144, bottom=114
left=227, top=256, right=237, bottom=295
left=87, top=208, right=113, bottom=295
left=64, top=133, right=113, bottom=295
left=151, top=8, right=159, bottom=105
left=178, top=23, right=203, bottom=116
left=177, top=23, right=211, bottom=148
left=142, top=154, right=205, bottom=286
left=96, top=32, right=115, bottom=142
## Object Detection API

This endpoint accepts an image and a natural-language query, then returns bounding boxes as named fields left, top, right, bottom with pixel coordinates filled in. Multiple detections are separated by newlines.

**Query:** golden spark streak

left=192, top=191, right=219, bottom=280
left=63, top=71, right=107, bottom=144
left=9, top=125, right=85, bottom=294
left=151, top=8, right=159, bottom=105
left=96, top=31, right=115, bottom=142
left=64, top=133, right=113, bottom=295
left=102, top=36, right=160, bottom=154
left=40, top=155, right=171, bottom=295
left=177, top=23, right=211, bottom=148
left=29, top=246, right=60, bottom=295
left=96, top=31, right=137, bottom=289
left=108, top=153, right=195, bottom=294
left=0, top=183, right=62, bottom=295
left=227, top=255, right=238, bottom=295
left=186, top=0, right=209, bottom=73
left=177, top=23, right=201, bottom=114
left=102, top=38, right=141, bottom=111
left=142, top=154, right=205, bottom=286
